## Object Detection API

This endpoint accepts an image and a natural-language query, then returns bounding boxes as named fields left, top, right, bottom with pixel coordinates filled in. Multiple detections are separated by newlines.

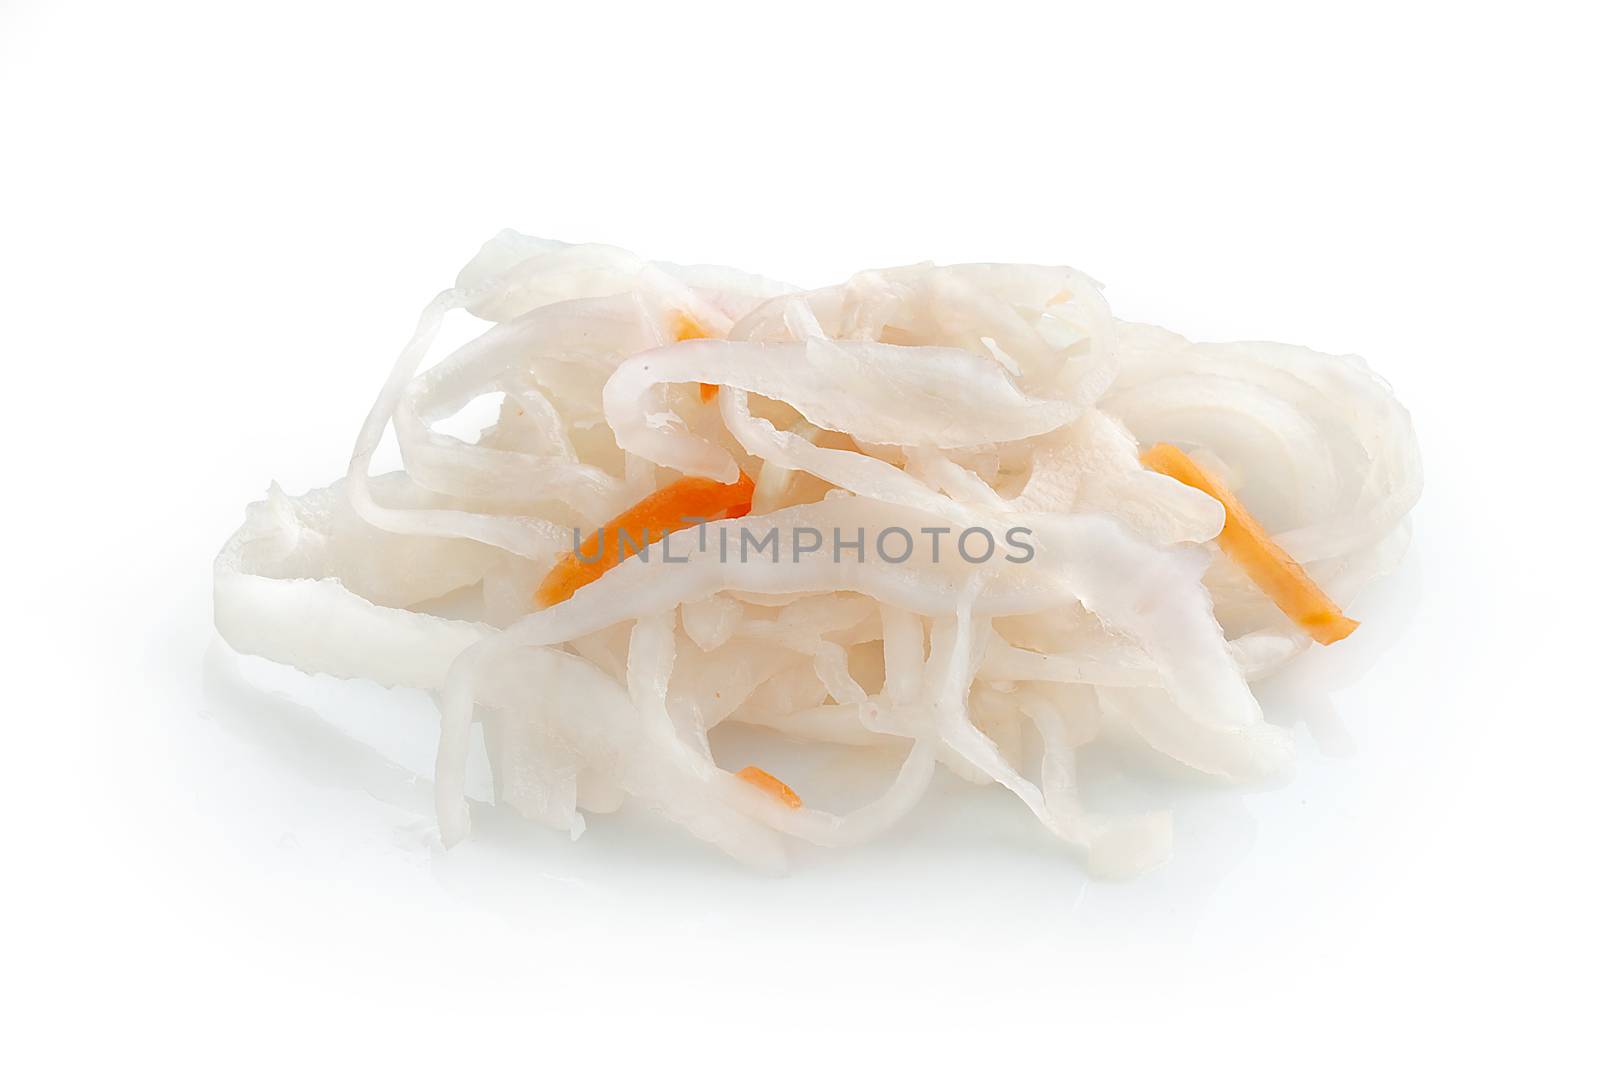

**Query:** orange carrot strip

left=736, top=766, right=802, bottom=808
left=671, top=311, right=710, bottom=340
left=1140, top=443, right=1359, bottom=645
left=669, top=311, right=722, bottom=403
left=535, top=471, right=755, bottom=608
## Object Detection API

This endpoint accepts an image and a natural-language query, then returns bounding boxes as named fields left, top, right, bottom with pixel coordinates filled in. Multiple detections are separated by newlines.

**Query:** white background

left=4, top=1, right=1596, bottom=1075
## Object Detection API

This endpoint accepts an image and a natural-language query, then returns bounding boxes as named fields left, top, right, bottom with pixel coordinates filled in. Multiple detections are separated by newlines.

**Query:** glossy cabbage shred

left=213, top=233, right=1422, bottom=878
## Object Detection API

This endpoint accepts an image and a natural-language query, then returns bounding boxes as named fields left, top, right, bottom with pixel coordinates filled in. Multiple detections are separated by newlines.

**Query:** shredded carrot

left=736, top=765, right=803, bottom=808
left=535, top=471, right=755, bottom=608
left=1140, top=443, right=1359, bottom=645
left=668, top=311, right=722, bottom=403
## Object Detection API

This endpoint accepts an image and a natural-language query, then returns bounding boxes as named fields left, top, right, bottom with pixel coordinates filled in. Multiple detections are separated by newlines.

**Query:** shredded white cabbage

left=213, top=231, right=1421, bottom=878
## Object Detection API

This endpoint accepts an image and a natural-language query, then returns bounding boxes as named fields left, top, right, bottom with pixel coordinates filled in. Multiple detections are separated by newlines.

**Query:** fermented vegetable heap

left=214, top=233, right=1421, bottom=877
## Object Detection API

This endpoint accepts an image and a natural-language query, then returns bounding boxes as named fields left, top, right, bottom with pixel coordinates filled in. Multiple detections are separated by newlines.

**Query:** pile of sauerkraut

left=213, top=233, right=1421, bottom=877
